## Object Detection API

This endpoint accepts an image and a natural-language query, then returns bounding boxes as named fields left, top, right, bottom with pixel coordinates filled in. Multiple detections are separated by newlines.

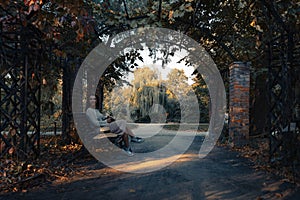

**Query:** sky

left=124, top=49, right=196, bottom=85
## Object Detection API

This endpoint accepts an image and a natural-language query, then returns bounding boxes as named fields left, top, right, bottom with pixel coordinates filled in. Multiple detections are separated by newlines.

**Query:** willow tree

left=3, top=0, right=298, bottom=142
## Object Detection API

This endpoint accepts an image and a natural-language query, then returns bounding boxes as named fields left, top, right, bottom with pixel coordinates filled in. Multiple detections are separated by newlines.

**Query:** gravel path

left=1, top=132, right=299, bottom=200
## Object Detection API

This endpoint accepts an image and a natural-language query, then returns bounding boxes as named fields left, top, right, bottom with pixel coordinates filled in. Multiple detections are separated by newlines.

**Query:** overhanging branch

left=261, top=0, right=289, bottom=33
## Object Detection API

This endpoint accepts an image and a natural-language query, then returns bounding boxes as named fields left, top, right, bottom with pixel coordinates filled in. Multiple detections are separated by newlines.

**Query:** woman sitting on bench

left=86, top=95, right=143, bottom=156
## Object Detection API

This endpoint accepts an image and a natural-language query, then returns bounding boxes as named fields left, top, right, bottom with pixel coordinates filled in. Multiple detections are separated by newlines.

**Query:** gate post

left=229, top=62, right=250, bottom=147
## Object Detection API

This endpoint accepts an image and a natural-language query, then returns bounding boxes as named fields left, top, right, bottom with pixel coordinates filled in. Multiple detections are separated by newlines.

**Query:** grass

left=162, top=123, right=209, bottom=132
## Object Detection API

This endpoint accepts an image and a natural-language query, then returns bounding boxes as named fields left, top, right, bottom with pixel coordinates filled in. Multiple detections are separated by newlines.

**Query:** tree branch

left=261, top=0, right=289, bottom=33
left=177, top=18, right=237, bottom=61
left=122, top=0, right=148, bottom=20
left=122, top=0, right=130, bottom=20
left=158, top=0, right=162, bottom=20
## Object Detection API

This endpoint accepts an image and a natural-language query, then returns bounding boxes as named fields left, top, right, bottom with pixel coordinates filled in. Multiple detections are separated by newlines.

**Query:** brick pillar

left=229, top=62, right=250, bottom=147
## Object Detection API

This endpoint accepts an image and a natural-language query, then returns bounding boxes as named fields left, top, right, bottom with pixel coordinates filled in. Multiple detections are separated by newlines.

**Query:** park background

left=0, top=0, right=299, bottom=198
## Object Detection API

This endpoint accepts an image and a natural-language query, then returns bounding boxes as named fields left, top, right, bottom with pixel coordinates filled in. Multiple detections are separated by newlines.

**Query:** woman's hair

left=88, top=94, right=99, bottom=109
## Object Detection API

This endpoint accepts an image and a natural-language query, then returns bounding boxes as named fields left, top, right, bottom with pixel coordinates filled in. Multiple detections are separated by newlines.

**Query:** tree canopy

left=1, top=0, right=299, bottom=131
left=1, top=0, right=298, bottom=78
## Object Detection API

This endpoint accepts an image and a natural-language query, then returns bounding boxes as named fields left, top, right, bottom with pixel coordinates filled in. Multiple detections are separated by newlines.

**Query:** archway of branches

left=0, top=1, right=299, bottom=182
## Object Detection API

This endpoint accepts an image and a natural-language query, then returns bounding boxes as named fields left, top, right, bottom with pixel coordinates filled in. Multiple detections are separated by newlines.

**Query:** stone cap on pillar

left=230, top=61, right=251, bottom=70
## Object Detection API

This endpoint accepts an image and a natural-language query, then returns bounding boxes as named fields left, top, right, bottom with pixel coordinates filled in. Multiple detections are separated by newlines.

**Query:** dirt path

left=1, top=135, right=299, bottom=200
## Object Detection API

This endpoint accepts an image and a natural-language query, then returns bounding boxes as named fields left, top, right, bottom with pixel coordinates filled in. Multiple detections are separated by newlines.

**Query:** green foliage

left=104, top=67, right=209, bottom=123
left=192, top=74, right=210, bottom=123
left=2, top=0, right=298, bottom=125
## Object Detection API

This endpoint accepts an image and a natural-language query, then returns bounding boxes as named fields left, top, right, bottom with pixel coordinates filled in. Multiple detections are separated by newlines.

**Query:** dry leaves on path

left=0, top=136, right=95, bottom=194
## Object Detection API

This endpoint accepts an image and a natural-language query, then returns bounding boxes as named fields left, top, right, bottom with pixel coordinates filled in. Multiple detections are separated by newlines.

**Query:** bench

left=73, top=112, right=124, bottom=147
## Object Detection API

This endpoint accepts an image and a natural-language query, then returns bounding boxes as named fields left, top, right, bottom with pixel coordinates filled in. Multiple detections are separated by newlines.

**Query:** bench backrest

left=73, top=112, right=99, bottom=140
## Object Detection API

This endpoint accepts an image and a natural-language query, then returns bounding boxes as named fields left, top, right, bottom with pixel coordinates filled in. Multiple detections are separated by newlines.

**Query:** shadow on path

left=1, top=136, right=299, bottom=200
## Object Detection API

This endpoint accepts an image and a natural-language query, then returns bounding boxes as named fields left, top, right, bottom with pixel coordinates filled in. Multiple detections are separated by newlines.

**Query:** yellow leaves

left=8, top=147, right=14, bottom=155
left=0, top=0, right=10, bottom=8
left=250, top=18, right=263, bottom=32
left=250, top=18, right=256, bottom=27
left=53, top=18, right=61, bottom=27
left=185, top=5, right=194, bottom=12
left=275, top=193, right=283, bottom=198
left=255, top=25, right=263, bottom=32
left=256, top=35, right=262, bottom=49
left=129, top=189, right=136, bottom=193
left=76, top=28, right=84, bottom=42
left=24, top=0, right=43, bottom=15
left=108, top=9, right=115, bottom=14
left=42, top=78, right=47, bottom=85
left=169, top=10, right=174, bottom=20
left=24, top=0, right=37, bottom=7
left=170, top=2, right=193, bottom=21
left=0, top=136, right=88, bottom=193
left=53, top=49, right=66, bottom=58
left=179, top=3, right=194, bottom=12
left=53, top=111, right=61, bottom=119
left=61, top=143, right=82, bottom=151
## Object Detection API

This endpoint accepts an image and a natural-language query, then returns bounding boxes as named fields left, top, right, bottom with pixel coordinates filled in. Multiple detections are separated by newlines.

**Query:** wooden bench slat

left=93, top=133, right=119, bottom=139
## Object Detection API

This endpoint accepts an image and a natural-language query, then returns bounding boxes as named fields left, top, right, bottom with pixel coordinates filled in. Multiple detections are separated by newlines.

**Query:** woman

left=86, top=95, right=143, bottom=156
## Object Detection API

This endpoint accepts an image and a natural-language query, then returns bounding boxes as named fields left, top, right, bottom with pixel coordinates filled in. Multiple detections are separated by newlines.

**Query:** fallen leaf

left=275, top=193, right=283, bottom=198
left=129, top=189, right=136, bottom=193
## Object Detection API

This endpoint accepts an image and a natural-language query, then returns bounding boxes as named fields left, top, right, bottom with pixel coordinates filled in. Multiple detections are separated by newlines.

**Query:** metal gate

left=263, top=1, right=300, bottom=178
left=0, top=15, right=42, bottom=158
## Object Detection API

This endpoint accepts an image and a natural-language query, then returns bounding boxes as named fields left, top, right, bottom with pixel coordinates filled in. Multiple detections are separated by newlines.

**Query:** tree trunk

left=97, top=82, right=104, bottom=112
left=62, top=60, right=72, bottom=144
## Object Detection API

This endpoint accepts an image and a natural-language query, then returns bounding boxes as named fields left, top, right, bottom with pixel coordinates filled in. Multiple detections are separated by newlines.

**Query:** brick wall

left=229, top=62, right=250, bottom=147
